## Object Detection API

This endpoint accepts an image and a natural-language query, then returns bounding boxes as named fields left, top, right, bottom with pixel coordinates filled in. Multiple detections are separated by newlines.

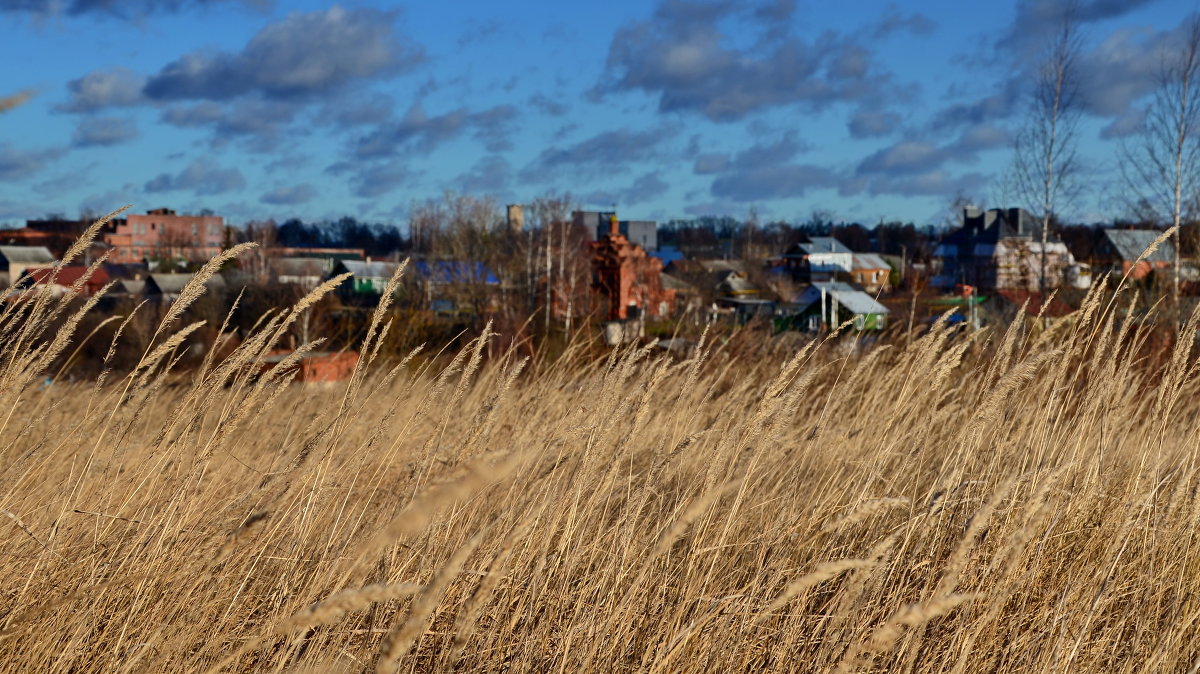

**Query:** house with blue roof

left=413, top=260, right=501, bottom=315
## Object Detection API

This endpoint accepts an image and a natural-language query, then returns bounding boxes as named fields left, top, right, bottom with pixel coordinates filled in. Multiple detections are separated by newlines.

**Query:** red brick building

left=591, top=214, right=675, bottom=321
left=259, top=351, right=359, bottom=383
left=104, top=208, right=224, bottom=264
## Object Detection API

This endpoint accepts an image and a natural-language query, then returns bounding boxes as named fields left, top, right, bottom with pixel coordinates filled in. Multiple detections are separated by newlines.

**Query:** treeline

left=660, top=216, right=937, bottom=262
left=242, top=216, right=406, bottom=258
left=237, top=198, right=939, bottom=265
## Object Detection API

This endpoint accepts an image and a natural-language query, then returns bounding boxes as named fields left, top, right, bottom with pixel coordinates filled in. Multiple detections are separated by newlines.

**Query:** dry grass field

left=3, top=227, right=1200, bottom=672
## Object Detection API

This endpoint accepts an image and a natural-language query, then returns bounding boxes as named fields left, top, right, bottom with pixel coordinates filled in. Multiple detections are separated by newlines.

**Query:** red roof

left=27, top=265, right=110, bottom=294
left=995, top=290, right=1074, bottom=317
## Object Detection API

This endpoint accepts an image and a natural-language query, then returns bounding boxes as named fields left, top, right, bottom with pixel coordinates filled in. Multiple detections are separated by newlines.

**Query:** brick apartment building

left=104, top=208, right=224, bottom=264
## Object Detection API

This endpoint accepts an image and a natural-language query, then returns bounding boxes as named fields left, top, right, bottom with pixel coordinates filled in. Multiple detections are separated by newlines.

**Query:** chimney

left=609, top=213, right=619, bottom=236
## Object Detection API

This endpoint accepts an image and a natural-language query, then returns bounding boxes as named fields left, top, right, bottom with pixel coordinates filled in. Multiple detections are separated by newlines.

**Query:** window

left=191, top=223, right=198, bottom=237
left=854, top=315, right=865, bottom=330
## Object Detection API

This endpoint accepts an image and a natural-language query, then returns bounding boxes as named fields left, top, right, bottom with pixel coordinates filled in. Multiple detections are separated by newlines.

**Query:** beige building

left=0, top=245, right=56, bottom=287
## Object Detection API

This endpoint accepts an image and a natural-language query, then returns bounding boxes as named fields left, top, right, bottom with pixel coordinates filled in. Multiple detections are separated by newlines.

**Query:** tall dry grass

left=2, top=213, right=1200, bottom=672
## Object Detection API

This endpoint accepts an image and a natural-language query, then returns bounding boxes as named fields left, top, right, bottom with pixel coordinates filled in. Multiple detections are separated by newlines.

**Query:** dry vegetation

left=3, top=215, right=1200, bottom=672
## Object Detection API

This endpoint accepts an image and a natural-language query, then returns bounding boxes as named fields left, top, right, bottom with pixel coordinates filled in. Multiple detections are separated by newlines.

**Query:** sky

left=0, top=0, right=1195, bottom=229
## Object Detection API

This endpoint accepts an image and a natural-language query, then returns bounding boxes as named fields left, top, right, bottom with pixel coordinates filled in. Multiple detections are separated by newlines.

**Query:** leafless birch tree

left=528, top=194, right=575, bottom=333
left=1120, top=14, right=1200, bottom=307
left=1009, top=3, right=1083, bottom=299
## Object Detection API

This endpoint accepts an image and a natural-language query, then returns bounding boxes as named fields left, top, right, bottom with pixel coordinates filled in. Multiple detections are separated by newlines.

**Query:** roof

left=103, top=262, right=147, bottom=279
left=659, top=272, right=695, bottom=292
left=799, top=282, right=889, bottom=315
left=147, top=273, right=226, bottom=294
left=718, top=271, right=758, bottom=295
left=0, top=229, right=55, bottom=245
left=800, top=237, right=853, bottom=255
left=852, top=253, right=890, bottom=271
left=414, top=260, right=499, bottom=285
left=1100, top=229, right=1174, bottom=263
left=697, top=259, right=747, bottom=273
left=940, top=208, right=1053, bottom=249
left=994, top=290, right=1075, bottom=317
left=117, top=279, right=145, bottom=295
left=340, top=260, right=402, bottom=278
left=271, top=257, right=331, bottom=276
left=652, top=245, right=685, bottom=266
left=0, top=245, right=55, bottom=264
left=27, top=265, right=110, bottom=288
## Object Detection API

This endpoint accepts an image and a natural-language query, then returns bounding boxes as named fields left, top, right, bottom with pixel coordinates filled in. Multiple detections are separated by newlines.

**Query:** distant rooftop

left=1100, top=228, right=1174, bottom=263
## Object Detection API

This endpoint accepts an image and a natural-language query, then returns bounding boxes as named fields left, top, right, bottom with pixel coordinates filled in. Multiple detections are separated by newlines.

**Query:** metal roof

left=0, top=245, right=55, bottom=264
left=659, top=272, right=695, bottom=292
left=852, top=253, right=889, bottom=270
left=1101, top=229, right=1174, bottom=263
left=340, top=260, right=402, bottom=278
left=697, top=259, right=747, bottom=273
left=800, top=237, right=853, bottom=255
left=799, top=282, right=889, bottom=315
left=148, top=273, right=226, bottom=294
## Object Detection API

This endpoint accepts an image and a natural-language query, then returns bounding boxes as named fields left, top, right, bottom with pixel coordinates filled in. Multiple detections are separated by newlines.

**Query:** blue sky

left=0, top=0, right=1194, bottom=228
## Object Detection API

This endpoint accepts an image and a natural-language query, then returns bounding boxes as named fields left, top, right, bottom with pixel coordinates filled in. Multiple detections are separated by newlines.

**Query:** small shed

left=271, top=257, right=331, bottom=289
left=717, top=270, right=760, bottom=297
left=1094, top=229, right=1174, bottom=280
left=786, top=282, right=889, bottom=331
left=0, top=245, right=56, bottom=287
left=851, top=253, right=891, bottom=293
left=335, top=260, right=403, bottom=294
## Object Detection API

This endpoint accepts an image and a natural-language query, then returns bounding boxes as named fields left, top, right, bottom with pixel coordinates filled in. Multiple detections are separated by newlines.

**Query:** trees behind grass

left=1120, top=13, right=1200, bottom=305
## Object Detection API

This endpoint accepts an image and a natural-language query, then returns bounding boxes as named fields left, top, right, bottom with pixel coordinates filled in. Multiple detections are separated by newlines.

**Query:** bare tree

left=1120, top=14, right=1200, bottom=307
left=1008, top=3, right=1083, bottom=299
left=243, top=219, right=279, bottom=282
left=527, top=194, right=575, bottom=334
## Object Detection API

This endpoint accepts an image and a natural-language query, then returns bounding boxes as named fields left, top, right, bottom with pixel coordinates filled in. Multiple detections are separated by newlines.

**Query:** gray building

left=577, top=210, right=657, bottom=251
left=933, top=207, right=1074, bottom=290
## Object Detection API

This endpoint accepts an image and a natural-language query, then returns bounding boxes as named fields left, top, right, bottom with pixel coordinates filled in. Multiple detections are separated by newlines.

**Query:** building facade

left=934, top=207, right=1076, bottom=291
left=104, top=208, right=224, bottom=264
left=591, top=214, right=675, bottom=321
left=783, top=237, right=855, bottom=282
